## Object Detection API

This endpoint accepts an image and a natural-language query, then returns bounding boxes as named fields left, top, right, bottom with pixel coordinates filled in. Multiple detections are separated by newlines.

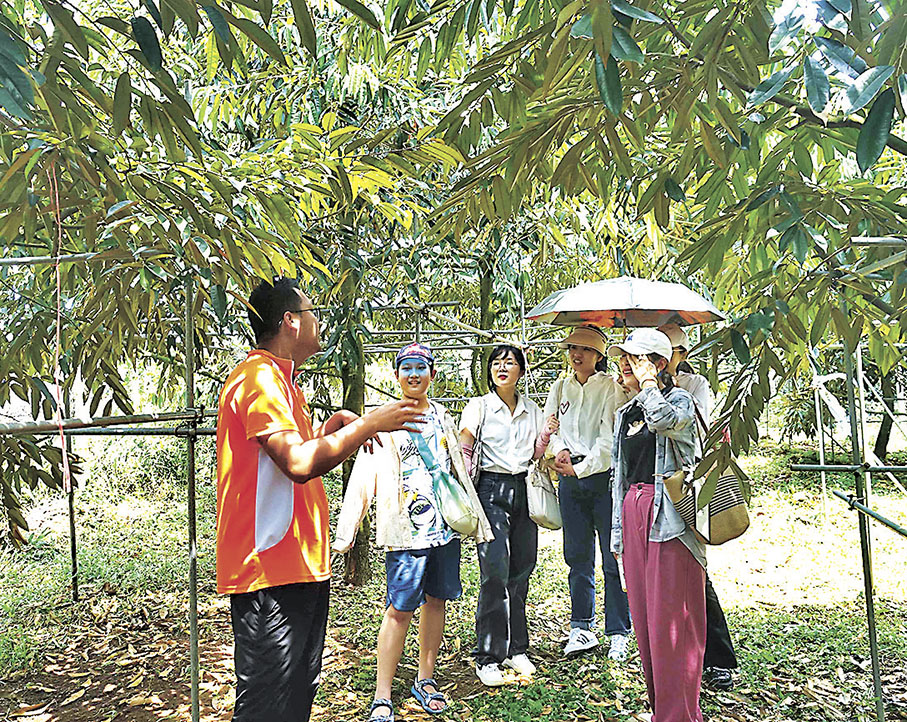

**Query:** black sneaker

left=703, top=666, right=734, bottom=691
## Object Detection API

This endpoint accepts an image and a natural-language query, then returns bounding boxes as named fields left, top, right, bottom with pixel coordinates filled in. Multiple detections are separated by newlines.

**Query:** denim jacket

left=610, top=385, right=706, bottom=568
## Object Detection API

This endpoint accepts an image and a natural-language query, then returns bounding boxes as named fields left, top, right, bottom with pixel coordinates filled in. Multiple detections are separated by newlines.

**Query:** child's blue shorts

left=385, top=539, right=462, bottom=612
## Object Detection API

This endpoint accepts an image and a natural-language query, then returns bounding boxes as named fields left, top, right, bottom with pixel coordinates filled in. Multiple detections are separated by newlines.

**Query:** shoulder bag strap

left=471, top=397, right=486, bottom=484
left=409, top=427, right=442, bottom=476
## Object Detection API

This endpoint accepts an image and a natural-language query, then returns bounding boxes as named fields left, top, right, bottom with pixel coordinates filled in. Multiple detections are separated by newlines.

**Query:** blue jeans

left=559, top=470, right=631, bottom=635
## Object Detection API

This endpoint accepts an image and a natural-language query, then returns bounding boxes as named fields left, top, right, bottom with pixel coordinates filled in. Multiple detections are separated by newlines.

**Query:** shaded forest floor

left=2, top=438, right=907, bottom=721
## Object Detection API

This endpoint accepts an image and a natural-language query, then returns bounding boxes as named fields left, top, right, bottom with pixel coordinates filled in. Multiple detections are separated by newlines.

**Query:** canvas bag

left=408, top=428, right=479, bottom=536
left=526, top=461, right=562, bottom=529
left=663, top=406, right=749, bottom=545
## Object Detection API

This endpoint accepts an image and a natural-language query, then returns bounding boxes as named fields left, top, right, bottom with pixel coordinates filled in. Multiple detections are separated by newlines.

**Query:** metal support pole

left=814, top=387, right=828, bottom=522
left=833, top=491, right=907, bottom=539
left=856, top=346, right=873, bottom=501
left=185, top=278, right=200, bottom=722
left=414, top=308, right=421, bottom=343
left=844, top=340, right=885, bottom=722
left=68, top=485, right=78, bottom=603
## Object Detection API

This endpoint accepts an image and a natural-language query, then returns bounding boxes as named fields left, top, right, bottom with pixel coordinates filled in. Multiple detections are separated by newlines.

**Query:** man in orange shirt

left=217, top=277, right=422, bottom=722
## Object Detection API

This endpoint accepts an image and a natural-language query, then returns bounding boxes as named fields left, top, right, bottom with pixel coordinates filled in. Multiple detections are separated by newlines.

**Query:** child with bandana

left=335, top=343, right=492, bottom=722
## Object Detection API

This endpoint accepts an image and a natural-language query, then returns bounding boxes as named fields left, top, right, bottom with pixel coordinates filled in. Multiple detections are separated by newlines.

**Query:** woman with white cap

left=543, top=326, right=631, bottom=660
left=658, top=324, right=739, bottom=692
left=609, top=328, right=705, bottom=722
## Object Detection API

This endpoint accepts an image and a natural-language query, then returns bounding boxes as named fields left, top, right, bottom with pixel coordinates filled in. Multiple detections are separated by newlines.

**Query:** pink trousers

left=622, top=483, right=706, bottom=722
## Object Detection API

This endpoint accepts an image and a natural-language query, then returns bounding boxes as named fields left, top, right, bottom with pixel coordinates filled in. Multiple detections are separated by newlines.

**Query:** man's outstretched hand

left=367, top=398, right=425, bottom=433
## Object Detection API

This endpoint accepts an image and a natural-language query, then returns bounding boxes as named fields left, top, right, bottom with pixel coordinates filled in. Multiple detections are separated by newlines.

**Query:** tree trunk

left=873, top=369, right=895, bottom=460
left=338, top=227, right=372, bottom=586
left=471, top=254, right=495, bottom=392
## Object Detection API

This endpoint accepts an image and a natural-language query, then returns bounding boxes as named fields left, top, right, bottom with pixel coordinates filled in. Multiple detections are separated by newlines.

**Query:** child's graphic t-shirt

left=391, top=403, right=456, bottom=550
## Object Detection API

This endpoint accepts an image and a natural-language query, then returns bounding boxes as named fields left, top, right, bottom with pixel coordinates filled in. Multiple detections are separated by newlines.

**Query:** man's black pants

left=231, top=580, right=330, bottom=722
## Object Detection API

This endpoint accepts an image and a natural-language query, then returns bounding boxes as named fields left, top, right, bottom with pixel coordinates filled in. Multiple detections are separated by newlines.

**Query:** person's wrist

left=640, top=378, right=657, bottom=389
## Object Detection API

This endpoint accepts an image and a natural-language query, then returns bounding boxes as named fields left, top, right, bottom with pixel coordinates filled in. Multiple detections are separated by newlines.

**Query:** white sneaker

left=502, top=654, right=536, bottom=676
left=607, top=633, right=630, bottom=661
left=564, top=628, right=599, bottom=657
left=475, top=662, right=506, bottom=687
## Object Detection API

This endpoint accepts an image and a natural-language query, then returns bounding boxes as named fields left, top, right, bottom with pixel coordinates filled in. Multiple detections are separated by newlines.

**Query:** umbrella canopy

left=526, top=277, right=725, bottom=328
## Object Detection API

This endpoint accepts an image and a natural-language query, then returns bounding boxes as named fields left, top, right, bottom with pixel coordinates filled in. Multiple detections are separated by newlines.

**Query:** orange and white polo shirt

left=215, top=349, right=330, bottom=595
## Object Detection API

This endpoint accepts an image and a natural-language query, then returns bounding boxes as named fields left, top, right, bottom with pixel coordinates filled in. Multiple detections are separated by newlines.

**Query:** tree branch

left=661, top=12, right=907, bottom=158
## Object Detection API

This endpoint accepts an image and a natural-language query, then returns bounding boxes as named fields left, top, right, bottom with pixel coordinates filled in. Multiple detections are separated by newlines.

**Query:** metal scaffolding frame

left=792, top=340, right=907, bottom=722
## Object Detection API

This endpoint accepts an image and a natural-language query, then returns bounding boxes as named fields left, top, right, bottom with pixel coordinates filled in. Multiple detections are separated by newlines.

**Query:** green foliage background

left=1, top=0, right=906, bottom=540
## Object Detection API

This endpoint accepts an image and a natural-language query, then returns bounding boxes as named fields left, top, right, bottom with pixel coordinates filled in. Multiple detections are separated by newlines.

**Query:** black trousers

left=704, top=573, right=738, bottom=669
left=231, top=580, right=330, bottom=722
left=475, top=470, right=538, bottom=666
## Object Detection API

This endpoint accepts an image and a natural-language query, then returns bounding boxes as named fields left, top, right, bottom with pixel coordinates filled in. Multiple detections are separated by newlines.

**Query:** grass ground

left=1, top=437, right=906, bottom=721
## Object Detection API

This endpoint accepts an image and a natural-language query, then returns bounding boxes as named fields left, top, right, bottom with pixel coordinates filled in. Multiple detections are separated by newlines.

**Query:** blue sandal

left=368, top=698, right=394, bottom=722
left=411, top=678, right=448, bottom=715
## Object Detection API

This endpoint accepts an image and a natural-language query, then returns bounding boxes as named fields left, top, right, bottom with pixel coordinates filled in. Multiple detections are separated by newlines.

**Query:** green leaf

left=131, top=16, right=163, bottom=70
left=730, top=329, right=751, bottom=364
left=747, top=68, right=793, bottom=107
left=610, top=25, right=643, bottom=63
left=227, top=15, right=287, bottom=65
left=768, top=11, right=803, bottom=55
left=144, top=0, right=164, bottom=29
left=827, top=0, right=851, bottom=14
left=112, top=72, right=131, bottom=136
left=289, top=0, right=317, bottom=57
left=416, top=36, right=431, bottom=80
left=0, top=85, right=30, bottom=119
left=594, top=52, right=622, bottom=115
left=334, top=0, right=382, bottom=29
left=0, top=29, right=27, bottom=66
left=43, top=1, right=90, bottom=59
left=212, top=284, right=227, bottom=321
left=745, top=311, right=773, bottom=341
left=900, top=74, right=907, bottom=114
left=203, top=5, right=234, bottom=45
left=0, top=54, right=34, bottom=107
left=664, top=177, right=685, bottom=202
left=841, top=65, right=894, bottom=115
left=570, top=14, right=592, bottom=39
left=803, top=55, right=829, bottom=113
left=856, top=88, right=895, bottom=173
left=610, top=0, right=662, bottom=24
left=814, top=36, right=867, bottom=78
left=746, top=185, right=779, bottom=210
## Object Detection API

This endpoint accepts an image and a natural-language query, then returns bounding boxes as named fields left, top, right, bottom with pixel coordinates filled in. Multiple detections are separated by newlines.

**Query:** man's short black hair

left=248, top=277, right=302, bottom=345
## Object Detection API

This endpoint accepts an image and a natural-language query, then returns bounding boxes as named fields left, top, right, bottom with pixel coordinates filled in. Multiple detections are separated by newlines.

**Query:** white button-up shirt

left=674, top=371, right=712, bottom=433
left=460, top=391, right=544, bottom=474
left=543, top=371, right=629, bottom=478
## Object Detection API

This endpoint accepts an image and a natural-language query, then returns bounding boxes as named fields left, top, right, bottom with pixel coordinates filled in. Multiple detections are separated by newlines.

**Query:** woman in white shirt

left=460, top=345, right=550, bottom=687
left=543, top=326, right=632, bottom=661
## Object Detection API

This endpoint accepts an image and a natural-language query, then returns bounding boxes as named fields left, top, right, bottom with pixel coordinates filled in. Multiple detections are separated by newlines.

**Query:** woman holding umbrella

left=609, top=328, right=706, bottom=722
left=543, top=326, right=631, bottom=660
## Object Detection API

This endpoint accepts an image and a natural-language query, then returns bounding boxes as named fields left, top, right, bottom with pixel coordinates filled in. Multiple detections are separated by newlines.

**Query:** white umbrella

left=526, top=276, right=725, bottom=328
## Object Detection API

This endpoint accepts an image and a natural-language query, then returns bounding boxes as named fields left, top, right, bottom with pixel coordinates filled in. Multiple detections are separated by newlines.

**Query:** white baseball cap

left=607, top=328, right=673, bottom=361
left=658, top=323, right=689, bottom=351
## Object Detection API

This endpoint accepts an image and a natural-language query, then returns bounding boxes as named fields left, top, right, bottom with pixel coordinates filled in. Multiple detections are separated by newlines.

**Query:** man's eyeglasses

left=287, top=306, right=324, bottom=322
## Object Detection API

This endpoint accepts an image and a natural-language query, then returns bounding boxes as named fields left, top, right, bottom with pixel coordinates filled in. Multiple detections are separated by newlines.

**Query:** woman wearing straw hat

left=659, top=324, right=738, bottom=692
left=543, top=326, right=632, bottom=660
